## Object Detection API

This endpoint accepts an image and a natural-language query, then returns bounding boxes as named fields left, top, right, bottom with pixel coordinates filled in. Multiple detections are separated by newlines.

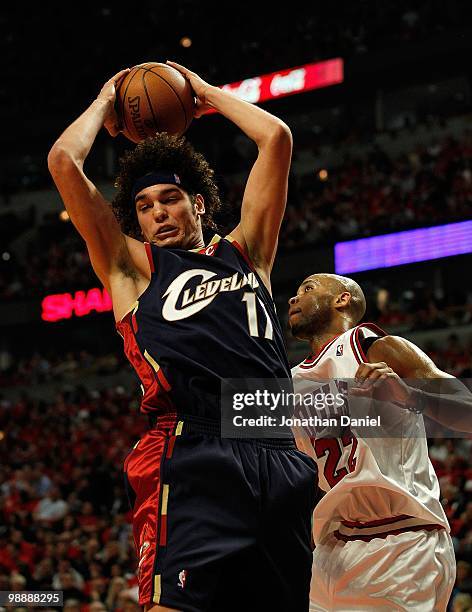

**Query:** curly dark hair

left=112, top=133, right=221, bottom=239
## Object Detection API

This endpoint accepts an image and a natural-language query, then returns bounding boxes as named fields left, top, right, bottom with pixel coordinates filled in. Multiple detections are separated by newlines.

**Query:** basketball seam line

left=120, top=68, right=142, bottom=142
left=141, top=66, right=189, bottom=135
left=141, top=70, right=159, bottom=132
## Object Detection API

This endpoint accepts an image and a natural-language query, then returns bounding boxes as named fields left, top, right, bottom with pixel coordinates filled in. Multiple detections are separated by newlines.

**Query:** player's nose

left=288, top=295, right=299, bottom=305
left=152, top=203, right=168, bottom=222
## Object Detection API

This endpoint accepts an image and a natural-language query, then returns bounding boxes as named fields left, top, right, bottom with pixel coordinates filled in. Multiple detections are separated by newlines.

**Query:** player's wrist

left=92, top=96, right=113, bottom=115
left=396, top=387, right=425, bottom=414
left=202, top=84, right=221, bottom=105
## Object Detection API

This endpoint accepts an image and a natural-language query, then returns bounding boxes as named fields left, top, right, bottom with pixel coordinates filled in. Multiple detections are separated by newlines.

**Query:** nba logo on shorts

left=178, top=569, right=187, bottom=588
left=336, top=345, right=343, bottom=356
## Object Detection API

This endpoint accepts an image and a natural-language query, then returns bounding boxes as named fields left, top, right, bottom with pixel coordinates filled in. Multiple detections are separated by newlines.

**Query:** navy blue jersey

left=117, top=235, right=291, bottom=421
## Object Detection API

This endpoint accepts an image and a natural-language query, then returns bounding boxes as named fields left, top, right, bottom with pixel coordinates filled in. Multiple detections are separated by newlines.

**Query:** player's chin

left=289, top=321, right=307, bottom=339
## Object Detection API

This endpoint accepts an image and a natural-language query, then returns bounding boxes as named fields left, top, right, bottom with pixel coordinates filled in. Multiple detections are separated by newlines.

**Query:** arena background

left=1, top=2, right=472, bottom=610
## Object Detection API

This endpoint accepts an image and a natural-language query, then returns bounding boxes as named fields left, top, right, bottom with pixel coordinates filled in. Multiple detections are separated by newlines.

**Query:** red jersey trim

left=116, top=317, right=174, bottom=414
left=144, top=242, right=155, bottom=274
left=225, top=235, right=255, bottom=272
left=349, top=322, right=387, bottom=364
left=334, top=523, right=444, bottom=542
left=299, top=335, right=341, bottom=370
left=350, top=329, right=363, bottom=365
left=341, top=514, right=411, bottom=529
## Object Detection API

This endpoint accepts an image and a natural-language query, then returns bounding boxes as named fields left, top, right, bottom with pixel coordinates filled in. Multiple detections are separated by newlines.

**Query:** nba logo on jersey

left=178, top=570, right=187, bottom=588
left=336, top=344, right=343, bottom=356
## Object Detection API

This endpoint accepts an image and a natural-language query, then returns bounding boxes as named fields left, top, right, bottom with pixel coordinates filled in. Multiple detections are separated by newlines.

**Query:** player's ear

left=194, top=194, right=205, bottom=216
left=335, top=292, right=352, bottom=309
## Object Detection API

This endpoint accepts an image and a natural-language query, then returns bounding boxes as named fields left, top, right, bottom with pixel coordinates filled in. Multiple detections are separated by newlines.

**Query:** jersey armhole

left=224, top=234, right=256, bottom=271
left=144, top=242, right=156, bottom=274
left=351, top=323, right=387, bottom=363
left=360, top=335, right=380, bottom=359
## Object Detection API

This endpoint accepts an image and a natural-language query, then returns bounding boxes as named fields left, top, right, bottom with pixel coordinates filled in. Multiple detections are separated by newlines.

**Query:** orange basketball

left=115, top=62, right=195, bottom=143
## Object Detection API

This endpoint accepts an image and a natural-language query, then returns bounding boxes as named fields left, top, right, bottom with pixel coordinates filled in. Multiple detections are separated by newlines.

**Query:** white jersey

left=291, top=323, right=449, bottom=545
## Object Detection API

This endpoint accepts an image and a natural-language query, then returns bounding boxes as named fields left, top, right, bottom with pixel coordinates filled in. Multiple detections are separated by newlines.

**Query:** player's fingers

left=361, top=369, right=386, bottom=385
left=368, top=361, right=388, bottom=370
left=354, top=363, right=366, bottom=380
left=354, top=362, right=372, bottom=383
left=363, top=368, right=393, bottom=389
left=364, top=366, right=391, bottom=380
left=104, top=68, right=130, bottom=90
left=166, top=60, right=192, bottom=77
left=355, top=362, right=389, bottom=382
left=369, top=373, right=389, bottom=390
left=112, top=68, right=131, bottom=82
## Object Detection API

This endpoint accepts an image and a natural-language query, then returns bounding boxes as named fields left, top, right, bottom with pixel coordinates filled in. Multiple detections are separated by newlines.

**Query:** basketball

left=116, top=62, right=195, bottom=143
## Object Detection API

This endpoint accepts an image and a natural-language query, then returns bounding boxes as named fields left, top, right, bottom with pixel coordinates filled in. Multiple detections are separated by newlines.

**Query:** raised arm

left=168, top=61, right=292, bottom=290
left=47, top=69, right=150, bottom=319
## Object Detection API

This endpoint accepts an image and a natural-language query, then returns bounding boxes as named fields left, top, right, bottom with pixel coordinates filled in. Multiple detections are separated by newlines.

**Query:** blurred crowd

left=0, top=349, right=127, bottom=389
left=1, top=131, right=471, bottom=300
left=365, top=284, right=472, bottom=333
left=0, top=387, right=143, bottom=612
left=280, top=131, right=472, bottom=248
left=430, top=436, right=472, bottom=611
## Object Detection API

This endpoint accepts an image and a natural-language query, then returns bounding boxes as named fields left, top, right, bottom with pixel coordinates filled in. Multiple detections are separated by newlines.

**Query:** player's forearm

left=48, top=99, right=110, bottom=167
left=405, top=382, right=472, bottom=433
left=205, top=86, right=291, bottom=148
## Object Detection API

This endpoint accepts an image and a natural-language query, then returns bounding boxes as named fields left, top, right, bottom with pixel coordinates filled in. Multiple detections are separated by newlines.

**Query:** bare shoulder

left=368, top=335, right=411, bottom=357
left=368, top=334, right=426, bottom=361
left=367, top=334, right=436, bottom=377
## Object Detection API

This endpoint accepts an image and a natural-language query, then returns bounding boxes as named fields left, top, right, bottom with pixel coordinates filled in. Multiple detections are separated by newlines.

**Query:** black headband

left=131, top=172, right=185, bottom=204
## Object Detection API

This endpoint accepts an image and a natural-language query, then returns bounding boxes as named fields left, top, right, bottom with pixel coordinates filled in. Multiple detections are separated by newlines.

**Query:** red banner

left=205, top=58, right=343, bottom=113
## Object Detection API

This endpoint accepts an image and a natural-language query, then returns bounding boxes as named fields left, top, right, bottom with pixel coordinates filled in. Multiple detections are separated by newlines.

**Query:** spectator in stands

left=33, top=487, right=68, bottom=524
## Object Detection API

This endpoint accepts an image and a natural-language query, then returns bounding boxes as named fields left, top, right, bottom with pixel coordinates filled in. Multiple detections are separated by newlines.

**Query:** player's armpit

left=125, top=235, right=151, bottom=279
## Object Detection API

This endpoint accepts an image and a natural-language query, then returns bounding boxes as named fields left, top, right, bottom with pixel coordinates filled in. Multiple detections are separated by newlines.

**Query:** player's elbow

left=261, top=121, right=293, bottom=152
left=47, top=144, right=78, bottom=175
left=269, top=121, right=292, bottom=143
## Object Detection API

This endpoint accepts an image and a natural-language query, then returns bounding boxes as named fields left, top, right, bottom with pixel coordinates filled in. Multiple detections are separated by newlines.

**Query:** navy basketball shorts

left=123, top=415, right=319, bottom=612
